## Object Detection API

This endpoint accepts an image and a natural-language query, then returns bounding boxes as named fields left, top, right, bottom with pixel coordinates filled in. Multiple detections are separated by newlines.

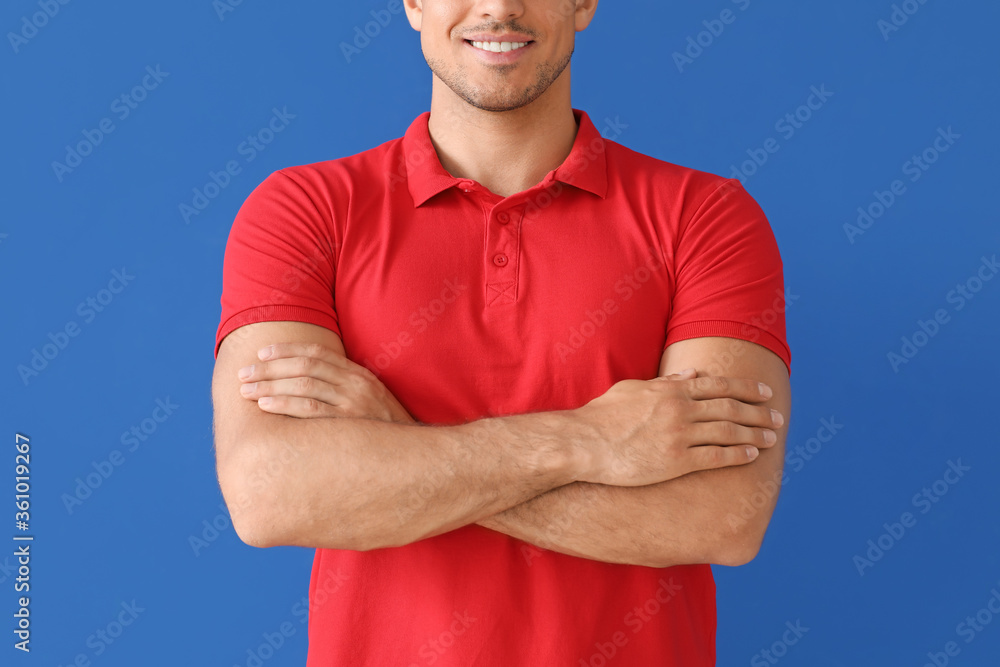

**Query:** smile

left=467, top=40, right=531, bottom=53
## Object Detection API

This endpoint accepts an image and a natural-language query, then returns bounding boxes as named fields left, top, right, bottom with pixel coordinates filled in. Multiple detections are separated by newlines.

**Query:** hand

left=237, top=342, right=416, bottom=423
left=573, top=368, right=782, bottom=486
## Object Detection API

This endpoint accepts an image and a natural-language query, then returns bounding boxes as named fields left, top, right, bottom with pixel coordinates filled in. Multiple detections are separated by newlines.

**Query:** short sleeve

left=214, top=169, right=340, bottom=358
left=664, top=178, right=791, bottom=375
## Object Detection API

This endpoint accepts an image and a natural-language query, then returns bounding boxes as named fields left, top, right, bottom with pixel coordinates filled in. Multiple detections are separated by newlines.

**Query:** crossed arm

left=473, top=336, right=790, bottom=567
left=213, top=320, right=790, bottom=568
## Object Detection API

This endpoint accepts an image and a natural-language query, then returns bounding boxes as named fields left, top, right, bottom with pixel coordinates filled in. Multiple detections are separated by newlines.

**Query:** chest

left=332, top=190, right=676, bottom=420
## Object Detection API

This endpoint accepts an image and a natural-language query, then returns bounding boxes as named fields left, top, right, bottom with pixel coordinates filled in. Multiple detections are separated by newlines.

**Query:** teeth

left=471, top=40, right=529, bottom=53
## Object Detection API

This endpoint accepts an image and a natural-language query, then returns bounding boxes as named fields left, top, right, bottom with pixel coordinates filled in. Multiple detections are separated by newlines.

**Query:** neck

left=426, top=74, right=578, bottom=198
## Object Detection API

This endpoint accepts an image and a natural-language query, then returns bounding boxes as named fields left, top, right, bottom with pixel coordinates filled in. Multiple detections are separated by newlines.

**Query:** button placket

left=490, top=206, right=515, bottom=270
left=484, top=204, right=520, bottom=306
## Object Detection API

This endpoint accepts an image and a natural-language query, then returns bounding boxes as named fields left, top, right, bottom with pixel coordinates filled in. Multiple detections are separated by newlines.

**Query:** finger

left=654, top=367, right=697, bottom=381
left=688, top=443, right=762, bottom=471
left=257, top=342, right=351, bottom=369
left=683, top=421, right=777, bottom=449
left=240, top=356, right=343, bottom=385
left=682, top=375, right=773, bottom=403
left=240, top=377, right=345, bottom=408
left=254, top=394, right=340, bottom=419
left=694, top=398, right=783, bottom=428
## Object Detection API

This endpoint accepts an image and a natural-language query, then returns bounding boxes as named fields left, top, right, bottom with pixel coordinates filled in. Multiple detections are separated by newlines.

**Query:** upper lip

left=465, top=33, right=534, bottom=43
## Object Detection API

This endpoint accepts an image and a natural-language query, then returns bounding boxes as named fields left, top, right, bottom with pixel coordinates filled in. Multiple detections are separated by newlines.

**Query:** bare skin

left=411, top=0, right=597, bottom=196
left=214, top=320, right=788, bottom=566
left=211, top=0, right=791, bottom=567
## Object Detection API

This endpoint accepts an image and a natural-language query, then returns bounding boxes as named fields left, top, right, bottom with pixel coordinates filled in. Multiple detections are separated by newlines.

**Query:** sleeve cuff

left=215, top=305, right=342, bottom=358
left=664, top=320, right=791, bottom=377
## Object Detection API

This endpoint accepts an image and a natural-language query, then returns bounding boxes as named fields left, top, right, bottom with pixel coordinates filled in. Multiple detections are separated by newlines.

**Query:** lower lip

left=464, top=40, right=534, bottom=64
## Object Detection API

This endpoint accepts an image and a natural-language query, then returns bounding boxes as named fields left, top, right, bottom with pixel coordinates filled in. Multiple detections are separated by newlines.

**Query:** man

left=212, top=1, right=791, bottom=664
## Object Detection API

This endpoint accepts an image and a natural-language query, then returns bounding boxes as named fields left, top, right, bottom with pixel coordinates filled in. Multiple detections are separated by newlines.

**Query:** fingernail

left=240, top=382, right=256, bottom=394
left=758, top=383, right=772, bottom=399
left=763, top=430, right=776, bottom=444
left=259, top=397, right=273, bottom=407
left=771, top=409, right=784, bottom=427
left=259, top=346, right=274, bottom=360
left=238, top=365, right=253, bottom=380
left=746, top=446, right=759, bottom=460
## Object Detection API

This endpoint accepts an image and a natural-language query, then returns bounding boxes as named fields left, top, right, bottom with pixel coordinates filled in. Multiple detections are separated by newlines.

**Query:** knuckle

left=687, top=397, right=706, bottom=417
left=665, top=395, right=688, bottom=415
left=702, top=447, right=723, bottom=467
left=671, top=422, right=692, bottom=447
left=296, top=356, right=314, bottom=374
left=294, top=376, right=314, bottom=393
left=348, top=370, right=371, bottom=389
left=697, top=376, right=728, bottom=393
left=719, top=421, right=738, bottom=440
left=302, top=398, right=321, bottom=415
left=304, top=343, right=325, bottom=358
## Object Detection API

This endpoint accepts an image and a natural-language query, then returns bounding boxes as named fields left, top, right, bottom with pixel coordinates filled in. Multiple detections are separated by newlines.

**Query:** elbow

left=643, top=520, right=767, bottom=569
left=217, top=453, right=388, bottom=552
left=646, top=524, right=766, bottom=568
left=637, top=526, right=762, bottom=569
left=230, top=511, right=398, bottom=552
left=713, top=541, right=761, bottom=567
left=710, top=488, right=780, bottom=566
left=711, top=523, right=767, bottom=567
left=644, top=539, right=761, bottom=569
left=216, top=444, right=290, bottom=549
left=227, top=491, right=284, bottom=549
left=232, top=514, right=275, bottom=549
left=215, top=435, right=413, bottom=552
left=218, top=478, right=280, bottom=549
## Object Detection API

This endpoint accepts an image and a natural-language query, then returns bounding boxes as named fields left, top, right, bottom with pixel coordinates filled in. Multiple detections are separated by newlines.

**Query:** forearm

left=222, top=409, right=589, bottom=551
left=477, top=448, right=784, bottom=568
left=222, top=333, right=787, bottom=561
left=482, top=337, right=791, bottom=568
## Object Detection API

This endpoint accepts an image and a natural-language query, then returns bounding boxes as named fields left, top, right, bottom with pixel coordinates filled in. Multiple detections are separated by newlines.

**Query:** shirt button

left=493, top=254, right=508, bottom=267
left=496, top=211, right=510, bottom=225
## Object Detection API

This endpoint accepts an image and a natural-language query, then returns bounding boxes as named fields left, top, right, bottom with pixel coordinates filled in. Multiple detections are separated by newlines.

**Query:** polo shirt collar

left=402, top=108, right=608, bottom=207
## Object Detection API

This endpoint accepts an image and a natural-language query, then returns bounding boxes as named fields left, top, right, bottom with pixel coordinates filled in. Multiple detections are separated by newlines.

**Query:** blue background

left=4, top=0, right=998, bottom=665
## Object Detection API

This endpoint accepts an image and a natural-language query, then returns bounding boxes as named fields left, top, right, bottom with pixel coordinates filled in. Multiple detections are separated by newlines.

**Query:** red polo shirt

left=215, top=108, right=790, bottom=666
